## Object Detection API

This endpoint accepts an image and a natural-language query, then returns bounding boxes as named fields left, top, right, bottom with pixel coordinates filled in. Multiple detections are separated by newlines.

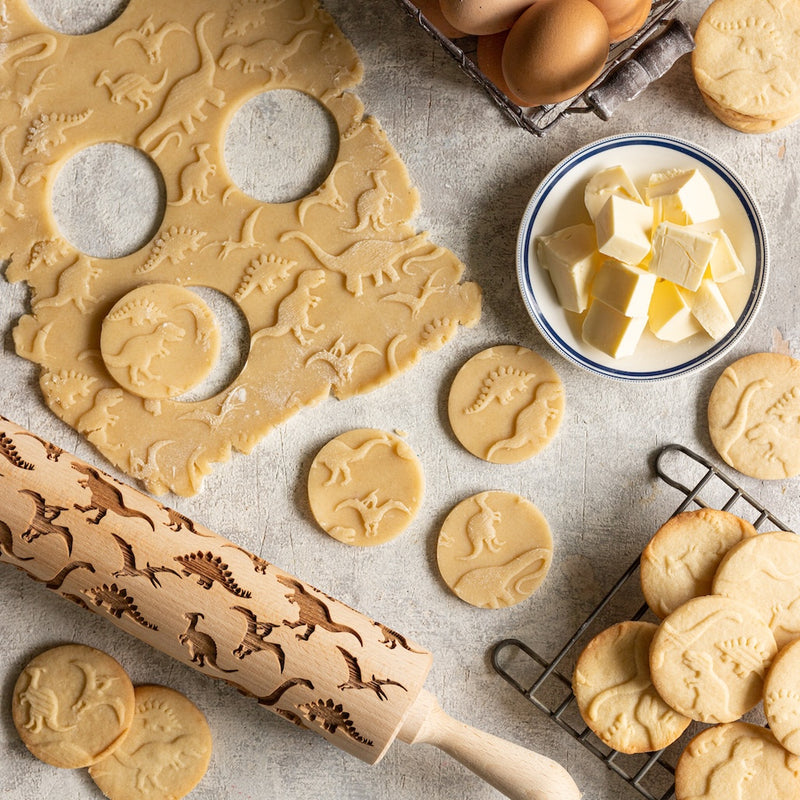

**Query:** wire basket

left=491, top=444, right=792, bottom=800
left=391, top=0, right=694, bottom=135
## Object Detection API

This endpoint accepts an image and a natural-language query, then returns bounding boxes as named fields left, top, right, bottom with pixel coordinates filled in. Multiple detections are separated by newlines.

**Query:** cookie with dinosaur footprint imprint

left=573, top=621, right=691, bottom=754
left=88, top=684, right=212, bottom=800
left=11, top=644, right=136, bottom=768
left=436, top=490, right=552, bottom=608
left=448, top=345, right=565, bottom=464
left=308, top=428, right=424, bottom=546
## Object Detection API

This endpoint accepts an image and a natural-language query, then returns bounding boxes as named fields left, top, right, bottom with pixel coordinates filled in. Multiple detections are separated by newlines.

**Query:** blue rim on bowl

left=516, top=133, right=768, bottom=382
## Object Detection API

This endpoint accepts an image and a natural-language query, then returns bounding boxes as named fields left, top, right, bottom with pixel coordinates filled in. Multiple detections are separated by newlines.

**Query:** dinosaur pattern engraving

left=174, top=551, right=252, bottom=597
left=85, top=583, right=159, bottom=630
left=72, top=462, right=156, bottom=530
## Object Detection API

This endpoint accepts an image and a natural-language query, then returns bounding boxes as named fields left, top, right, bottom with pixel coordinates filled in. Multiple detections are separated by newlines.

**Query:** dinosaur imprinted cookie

left=447, top=345, right=565, bottom=464
left=572, top=621, right=691, bottom=754
left=308, top=428, right=424, bottom=546
left=649, top=594, right=777, bottom=723
left=763, top=637, right=800, bottom=756
left=436, top=490, right=553, bottom=608
left=675, top=722, right=800, bottom=800
left=11, top=644, right=136, bottom=769
left=712, top=530, right=800, bottom=649
left=640, top=508, right=757, bottom=618
left=708, top=352, right=800, bottom=479
left=88, top=684, right=213, bottom=800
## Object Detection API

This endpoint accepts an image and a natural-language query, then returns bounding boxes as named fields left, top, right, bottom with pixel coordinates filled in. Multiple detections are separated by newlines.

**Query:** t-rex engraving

left=33, top=255, right=101, bottom=313
left=179, top=611, right=237, bottom=673
left=453, top=549, right=551, bottom=608
left=335, top=646, right=407, bottom=701
left=683, top=736, right=762, bottom=800
left=72, top=462, right=156, bottom=530
left=277, top=575, right=363, bottom=645
left=103, top=321, right=185, bottom=387
left=76, top=388, right=124, bottom=449
left=110, top=532, right=179, bottom=589
left=683, top=650, right=732, bottom=720
left=19, top=488, right=73, bottom=554
left=173, top=551, right=252, bottom=597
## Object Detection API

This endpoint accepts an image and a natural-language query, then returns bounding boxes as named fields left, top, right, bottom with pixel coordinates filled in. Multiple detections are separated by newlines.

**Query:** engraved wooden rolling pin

left=0, top=417, right=580, bottom=800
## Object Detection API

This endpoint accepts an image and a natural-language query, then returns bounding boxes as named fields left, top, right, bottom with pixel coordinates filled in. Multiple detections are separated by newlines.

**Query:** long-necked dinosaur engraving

left=0, top=519, right=34, bottom=562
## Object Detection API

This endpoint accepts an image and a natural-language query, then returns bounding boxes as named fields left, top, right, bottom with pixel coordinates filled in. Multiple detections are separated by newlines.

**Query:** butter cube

left=582, top=298, right=648, bottom=359
left=708, top=229, right=745, bottom=283
left=648, top=280, right=702, bottom=342
left=691, top=279, right=735, bottom=340
left=650, top=222, right=717, bottom=291
left=536, top=223, right=599, bottom=313
left=646, top=168, right=720, bottom=225
left=592, top=259, right=656, bottom=317
left=584, top=165, right=644, bottom=221
left=594, top=195, right=652, bottom=265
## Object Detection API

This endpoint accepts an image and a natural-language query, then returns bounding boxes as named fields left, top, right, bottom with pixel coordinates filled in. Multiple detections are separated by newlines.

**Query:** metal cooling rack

left=491, top=444, right=792, bottom=800
left=392, top=0, right=693, bottom=135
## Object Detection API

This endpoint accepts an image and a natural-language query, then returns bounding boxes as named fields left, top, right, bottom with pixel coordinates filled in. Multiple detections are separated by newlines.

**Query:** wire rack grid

left=491, top=443, right=793, bottom=800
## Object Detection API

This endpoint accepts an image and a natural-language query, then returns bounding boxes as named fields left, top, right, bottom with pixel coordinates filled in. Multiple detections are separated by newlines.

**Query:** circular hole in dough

left=307, top=428, right=424, bottom=546
left=25, top=0, right=129, bottom=34
left=224, top=89, right=339, bottom=205
left=436, top=490, right=553, bottom=608
left=51, top=142, right=166, bottom=259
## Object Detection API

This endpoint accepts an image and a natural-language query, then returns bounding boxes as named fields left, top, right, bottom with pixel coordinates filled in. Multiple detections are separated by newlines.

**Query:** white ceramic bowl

left=516, top=133, right=768, bottom=381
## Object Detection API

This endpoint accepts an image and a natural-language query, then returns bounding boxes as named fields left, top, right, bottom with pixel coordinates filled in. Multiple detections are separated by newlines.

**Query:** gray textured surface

left=1, top=1, right=799, bottom=798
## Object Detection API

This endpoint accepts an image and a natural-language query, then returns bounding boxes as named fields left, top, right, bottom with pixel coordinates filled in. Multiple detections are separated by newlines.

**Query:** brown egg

left=411, top=0, right=468, bottom=39
left=588, top=0, right=652, bottom=42
left=476, top=32, right=528, bottom=105
left=502, top=0, right=610, bottom=107
left=439, top=0, right=533, bottom=36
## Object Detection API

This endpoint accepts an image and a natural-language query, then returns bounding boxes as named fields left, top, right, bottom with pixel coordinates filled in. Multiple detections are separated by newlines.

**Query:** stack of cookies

left=692, top=0, right=800, bottom=133
left=573, top=508, right=800, bottom=799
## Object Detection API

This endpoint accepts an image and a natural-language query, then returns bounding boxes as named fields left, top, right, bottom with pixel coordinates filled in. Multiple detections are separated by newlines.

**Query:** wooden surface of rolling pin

left=0, top=416, right=580, bottom=800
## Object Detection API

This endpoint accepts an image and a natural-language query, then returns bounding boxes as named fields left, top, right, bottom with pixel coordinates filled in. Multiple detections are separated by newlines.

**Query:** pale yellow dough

left=11, top=644, right=136, bottom=769
left=3, top=0, right=481, bottom=496
left=572, top=621, right=690, bottom=754
left=308, top=428, right=424, bottom=546
left=88, top=684, right=213, bottom=800
left=436, top=490, right=553, bottom=608
left=447, top=345, right=565, bottom=464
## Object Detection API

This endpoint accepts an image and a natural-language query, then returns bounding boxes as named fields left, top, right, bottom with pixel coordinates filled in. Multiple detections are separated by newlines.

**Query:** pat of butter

left=582, top=298, right=648, bottom=358
left=646, top=168, right=720, bottom=225
left=592, top=259, right=656, bottom=317
left=584, top=165, right=644, bottom=221
left=691, top=278, right=735, bottom=340
left=648, top=279, right=702, bottom=342
left=594, top=194, right=652, bottom=265
left=650, top=222, right=717, bottom=291
left=536, top=223, right=599, bottom=313
left=708, top=229, right=745, bottom=283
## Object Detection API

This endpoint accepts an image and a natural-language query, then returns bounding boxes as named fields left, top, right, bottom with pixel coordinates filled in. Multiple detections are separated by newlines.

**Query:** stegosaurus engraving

left=297, top=698, right=373, bottom=745
left=105, top=297, right=167, bottom=326
left=233, top=253, right=296, bottom=301
left=174, top=550, right=252, bottom=597
left=464, top=366, right=535, bottom=414
left=0, top=431, right=35, bottom=470
left=23, top=109, right=93, bottom=156
left=85, top=582, right=159, bottom=630
left=40, top=369, right=98, bottom=409
left=136, top=225, right=206, bottom=274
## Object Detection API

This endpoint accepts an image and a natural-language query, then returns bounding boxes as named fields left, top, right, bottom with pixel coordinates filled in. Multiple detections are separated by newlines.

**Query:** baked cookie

left=572, top=621, right=691, bottom=754
left=436, top=490, right=552, bottom=608
left=447, top=345, right=565, bottom=464
left=712, top=530, right=800, bottom=649
left=640, top=508, right=757, bottom=618
left=649, top=594, right=777, bottom=723
left=89, top=684, right=212, bottom=800
left=707, top=352, right=800, bottom=479
left=11, top=644, right=135, bottom=768
left=693, top=0, right=800, bottom=133
left=763, top=638, right=800, bottom=756
left=308, top=428, right=424, bottom=546
left=675, top=722, right=800, bottom=800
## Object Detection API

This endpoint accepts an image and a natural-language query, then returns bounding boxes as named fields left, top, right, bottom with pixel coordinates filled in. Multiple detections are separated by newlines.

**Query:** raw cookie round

left=573, top=621, right=691, bottom=754
left=11, top=644, right=135, bottom=768
left=692, top=0, right=800, bottom=128
left=447, top=345, right=565, bottom=464
left=707, top=352, right=800, bottom=479
left=640, top=508, right=757, bottom=619
left=649, top=594, right=777, bottom=723
left=675, top=722, right=800, bottom=800
left=712, top=530, right=800, bottom=649
left=88, top=684, right=213, bottom=800
left=308, top=428, right=424, bottom=546
left=101, top=284, right=220, bottom=399
left=763, top=638, right=800, bottom=755
left=436, top=490, right=553, bottom=608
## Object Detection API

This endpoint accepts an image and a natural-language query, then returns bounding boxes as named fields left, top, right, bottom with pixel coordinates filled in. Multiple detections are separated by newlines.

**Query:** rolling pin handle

left=398, top=689, right=581, bottom=800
